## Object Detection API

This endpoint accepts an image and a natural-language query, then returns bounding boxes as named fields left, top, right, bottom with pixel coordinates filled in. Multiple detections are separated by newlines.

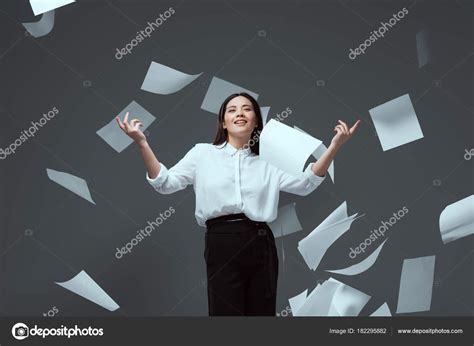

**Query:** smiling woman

left=212, top=93, right=264, bottom=155
left=116, top=92, right=360, bottom=316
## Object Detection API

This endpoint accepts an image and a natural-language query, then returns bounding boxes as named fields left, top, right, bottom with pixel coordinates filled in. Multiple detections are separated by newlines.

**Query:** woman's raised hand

left=116, top=112, right=146, bottom=146
left=331, top=119, right=361, bottom=148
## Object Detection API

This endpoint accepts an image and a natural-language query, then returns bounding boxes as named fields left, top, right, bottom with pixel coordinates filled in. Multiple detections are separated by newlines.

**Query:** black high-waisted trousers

left=204, top=213, right=279, bottom=316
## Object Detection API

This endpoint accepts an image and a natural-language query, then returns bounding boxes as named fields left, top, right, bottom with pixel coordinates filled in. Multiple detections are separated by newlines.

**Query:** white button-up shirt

left=146, top=141, right=325, bottom=227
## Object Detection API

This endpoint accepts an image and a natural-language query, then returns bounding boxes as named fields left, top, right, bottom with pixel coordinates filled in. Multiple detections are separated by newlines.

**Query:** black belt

left=205, top=213, right=247, bottom=229
left=205, top=213, right=276, bottom=299
left=205, top=213, right=269, bottom=229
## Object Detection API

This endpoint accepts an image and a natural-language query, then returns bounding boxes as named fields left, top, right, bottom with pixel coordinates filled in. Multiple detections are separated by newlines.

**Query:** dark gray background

left=0, top=0, right=472, bottom=317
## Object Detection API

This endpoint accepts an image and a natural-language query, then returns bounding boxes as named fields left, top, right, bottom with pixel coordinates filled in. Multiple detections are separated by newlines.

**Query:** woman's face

left=222, top=96, right=258, bottom=139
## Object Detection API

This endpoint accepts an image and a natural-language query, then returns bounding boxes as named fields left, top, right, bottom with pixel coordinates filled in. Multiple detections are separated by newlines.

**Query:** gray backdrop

left=0, top=0, right=472, bottom=317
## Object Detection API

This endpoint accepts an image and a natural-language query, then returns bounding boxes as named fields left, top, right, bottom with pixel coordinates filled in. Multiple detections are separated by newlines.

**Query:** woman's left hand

left=331, top=119, right=361, bottom=148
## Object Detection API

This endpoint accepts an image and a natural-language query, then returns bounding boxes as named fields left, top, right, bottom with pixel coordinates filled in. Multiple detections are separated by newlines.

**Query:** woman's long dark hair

left=212, top=92, right=263, bottom=155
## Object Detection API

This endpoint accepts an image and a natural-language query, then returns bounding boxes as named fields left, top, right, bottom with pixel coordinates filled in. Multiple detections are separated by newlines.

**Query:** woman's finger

left=130, top=119, right=141, bottom=126
left=349, top=119, right=361, bottom=134
left=123, top=111, right=130, bottom=124
left=133, top=122, right=143, bottom=130
left=116, top=116, right=125, bottom=130
left=335, top=125, right=345, bottom=134
left=123, top=122, right=131, bottom=132
left=338, top=120, right=349, bottom=134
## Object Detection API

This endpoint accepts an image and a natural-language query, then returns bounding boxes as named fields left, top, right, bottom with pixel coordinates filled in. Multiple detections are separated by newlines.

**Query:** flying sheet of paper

left=55, top=270, right=119, bottom=311
left=46, top=169, right=95, bottom=205
left=294, top=125, right=334, bottom=182
left=288, top=289, right=307, bottom=315
left=140, top=61, right=202, bottom=95
left=23, top=10, right=55, bottom=38
left=260, top=106, right=270, bottom=125
left=200, top=77, right=259, bottom=114
left=369, top=94, right=424, bottom=151
left=293, top=281, right=338, bottom=316
left=268, top=203, right=303, bottom=238
left=327, top=278, right=371, bottom=316
left=29, top=0, right=75, bottom=16
left=299, top=213, right=365, bottom=271
left=370, top=302, right=392, bottom=316
left=97, top=101, right=156, bottom=153
left=293, top=279, right=370, bottom=316
left=298, top=201, right=361, bottom=270
left=325, top=239, right=388, bottom=276
left=439, top=195, right=474, bottom=244
left=416, top=29, right=432, bottom=68
left=396, top=255, right=436, bottom=314
left=260, top=119, right=322, bottom=176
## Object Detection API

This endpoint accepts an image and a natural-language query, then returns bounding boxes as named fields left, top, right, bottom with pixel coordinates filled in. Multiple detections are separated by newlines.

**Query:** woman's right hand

left=116, top=112, right=146, bottom=146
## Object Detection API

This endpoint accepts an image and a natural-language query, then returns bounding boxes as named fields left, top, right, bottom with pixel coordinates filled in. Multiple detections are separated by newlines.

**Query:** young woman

left=116, top=92, right=360, bottom=316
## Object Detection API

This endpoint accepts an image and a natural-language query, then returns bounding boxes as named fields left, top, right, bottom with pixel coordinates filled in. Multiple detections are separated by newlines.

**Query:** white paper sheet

left=396, top=255, right=436, bottom=314
left=326, top=239, right=388, bottom=276
left=293, top=281, right=338, bottom=316
left=140, top=61, right=202, bottom=95
left=260, top=106, right=270, bottom=125
left=23, top=10, right=55, bottom=38
left=293, top=279, right=370, bottom=316
left=268, top=203, right=303, bottom=238
left=288, top=289, right=308, bottom=315
left=55, top=270, right=119, bottom=311
left=46, top=169, right=95, bottom=205
left=200, top=77, right=259, bottom=114
left=294, top=125, right=334, bottom=182
left=370, top=302, right=392, bottom=316
left=29, top=0, right=75, bottom=16
left=439, top=195, right=474, bottom=244
left=260, top=120, right=322, bottom=176
left=327, top=278, right=371, bottom=316
left=96, top=101, right=156, bottom=153
left=369, top=94, right=424, bottom=151
left=298, top=202, right=362, bottom=270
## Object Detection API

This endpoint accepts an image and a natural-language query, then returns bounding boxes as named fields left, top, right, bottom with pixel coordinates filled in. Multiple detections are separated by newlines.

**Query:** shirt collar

left=216, top=141, right=253, bottom=157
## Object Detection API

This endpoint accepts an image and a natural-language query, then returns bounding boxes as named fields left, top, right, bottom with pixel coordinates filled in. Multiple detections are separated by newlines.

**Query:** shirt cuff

left=304, top=163, right=326, bottom=185
left=146, top=162, right=168, bottom=188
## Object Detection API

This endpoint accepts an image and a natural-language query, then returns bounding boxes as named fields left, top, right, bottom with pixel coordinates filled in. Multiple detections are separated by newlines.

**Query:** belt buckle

left=228, top=217, right=247, bottom=222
